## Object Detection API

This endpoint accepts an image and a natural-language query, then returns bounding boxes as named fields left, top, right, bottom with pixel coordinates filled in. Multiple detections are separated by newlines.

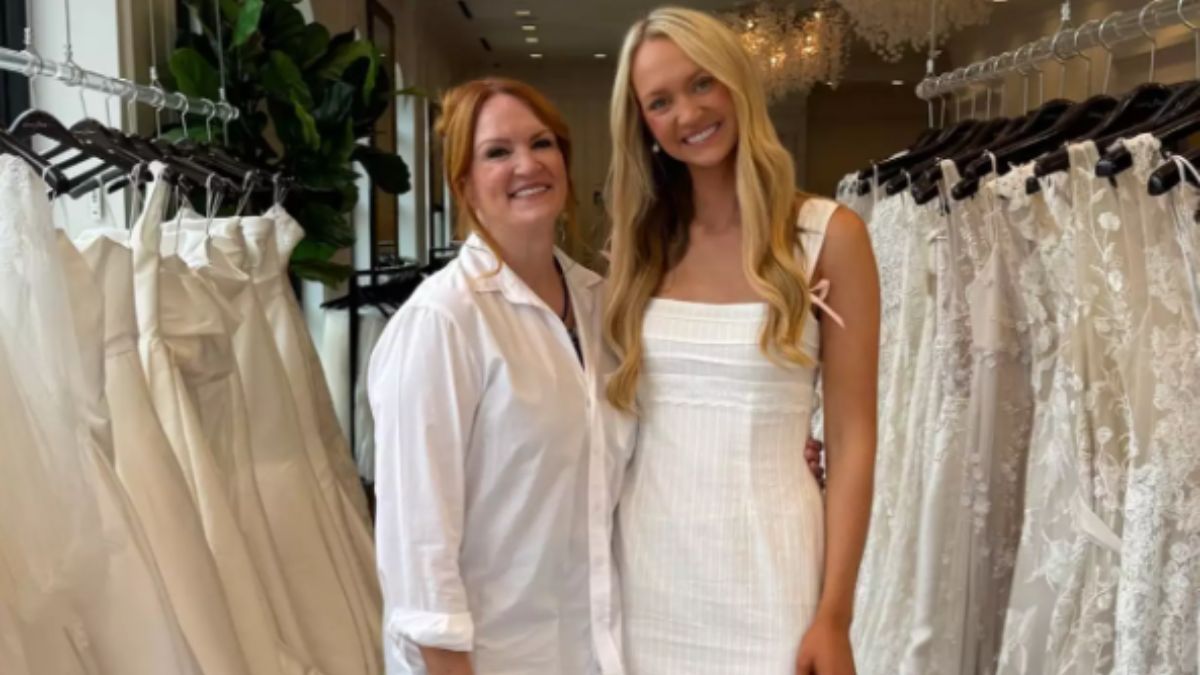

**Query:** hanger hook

left=1049, top=28, right=1071, bottom=99
left=1097, top=11, right=1119, bottom=93
left=1073, top=21, right=1095, bottom=97
left=1140, top=0, right=1159, bottom=82
left=179, top=96, right=191, bottom=138
left=1179, top=0, right=1200, bottom=79
left=205, top=101, right=216, bottom=144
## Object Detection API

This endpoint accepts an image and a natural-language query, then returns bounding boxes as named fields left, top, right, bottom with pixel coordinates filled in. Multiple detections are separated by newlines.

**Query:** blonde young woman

left=605, top=7, right=880, bottom=675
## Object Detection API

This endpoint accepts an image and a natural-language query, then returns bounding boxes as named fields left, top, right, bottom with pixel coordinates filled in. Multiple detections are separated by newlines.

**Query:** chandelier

left=837, top=0, right=993, bottom=62
left=722, top=1, right=850, bottom=102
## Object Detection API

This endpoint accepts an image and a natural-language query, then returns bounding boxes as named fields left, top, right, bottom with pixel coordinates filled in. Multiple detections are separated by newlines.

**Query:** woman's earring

left=652, top=141, right=661, bottom=154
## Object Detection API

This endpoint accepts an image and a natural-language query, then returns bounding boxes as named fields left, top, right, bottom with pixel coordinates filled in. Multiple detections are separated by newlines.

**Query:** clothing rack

left=0, top=45, right=238, bottom=122
left=344, top=263, right=421, bottom=455
left=917, top=0, right=1200, bottom=101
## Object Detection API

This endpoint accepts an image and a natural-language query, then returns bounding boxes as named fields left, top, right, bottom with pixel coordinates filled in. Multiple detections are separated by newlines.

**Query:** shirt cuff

left=385, top=608, right=475, bottom=652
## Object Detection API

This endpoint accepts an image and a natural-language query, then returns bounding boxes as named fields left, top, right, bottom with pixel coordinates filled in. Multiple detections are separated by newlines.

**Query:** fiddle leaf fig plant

left=168, top=0, right=412, bottom=285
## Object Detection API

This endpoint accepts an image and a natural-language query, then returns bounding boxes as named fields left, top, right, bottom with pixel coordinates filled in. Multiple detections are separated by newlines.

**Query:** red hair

left=436, top=77, right=581, bottom=258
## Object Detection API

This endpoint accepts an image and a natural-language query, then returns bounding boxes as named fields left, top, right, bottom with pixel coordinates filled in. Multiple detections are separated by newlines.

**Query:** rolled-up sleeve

left=367, top=305, right=482, bottom=653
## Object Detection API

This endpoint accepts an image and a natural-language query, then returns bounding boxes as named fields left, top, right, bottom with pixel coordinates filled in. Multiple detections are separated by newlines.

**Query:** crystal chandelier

left=837, top=0, right=993, bottom=62
left=722, top=1, right=850, bottom=102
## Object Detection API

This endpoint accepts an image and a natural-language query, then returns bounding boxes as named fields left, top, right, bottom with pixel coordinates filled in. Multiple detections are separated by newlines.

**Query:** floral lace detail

left=852, top=195, right=941, bottom=674
left=997, top=160, right=1085, bottom=675
left=1110, top=133, right=1200, bottom=674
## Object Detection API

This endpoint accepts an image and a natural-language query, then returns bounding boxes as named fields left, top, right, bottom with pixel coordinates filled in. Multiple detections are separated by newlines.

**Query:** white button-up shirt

left=368, top=235, right=627, bottom=675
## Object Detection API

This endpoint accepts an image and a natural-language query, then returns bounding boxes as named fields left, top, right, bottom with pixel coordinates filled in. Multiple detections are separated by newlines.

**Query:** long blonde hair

left=604, top=6, right=813, bottom=412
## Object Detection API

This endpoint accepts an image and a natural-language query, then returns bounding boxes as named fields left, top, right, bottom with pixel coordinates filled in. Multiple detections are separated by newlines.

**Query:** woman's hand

left=804, top=437, right=826, bottom=488
left=795, top=613, right=856, bottom=675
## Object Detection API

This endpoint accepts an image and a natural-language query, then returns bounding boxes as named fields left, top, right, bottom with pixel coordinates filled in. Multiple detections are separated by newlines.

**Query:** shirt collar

left=459, top=233, right=602, bottom=307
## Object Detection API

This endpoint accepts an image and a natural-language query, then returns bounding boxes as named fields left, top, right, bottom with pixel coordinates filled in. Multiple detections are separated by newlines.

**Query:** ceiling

left=449, top=0, right=786, bottom=63
left=435, top=0, right=925, bottom=82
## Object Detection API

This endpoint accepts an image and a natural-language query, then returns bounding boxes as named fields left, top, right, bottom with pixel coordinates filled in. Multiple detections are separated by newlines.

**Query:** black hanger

left=1095, top=81, right=1200, bottom=179
left=1027, top=83, right=1174, bottom=194
left=7, top=110, right=145, bottom=197
left=854, top=126, right=946, bottom=181
left=1145, top=144, right=1200, bottom=195
left=910, top=115, right=1027, bottom=205
left=0, top=129, right=69, bottom=195
left=853, top=121, right=981, bottom=195
left=954, top=96, right=1117, bottom=200
left=888, top=117, right=1011, bottom=198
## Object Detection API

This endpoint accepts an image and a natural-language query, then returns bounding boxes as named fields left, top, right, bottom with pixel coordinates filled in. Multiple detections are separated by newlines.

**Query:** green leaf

left=233, top=0, right=265, bottom=46
left=289, top=258, right=352, bottom=286
left=311, top=39, right=376, bottom=84
left=292, top=239, right=338, bottom=263
left=262, top=1, right=307, bottom=45
left=161, top=124, right=218, bottom=144
left=322, top=118, right=356, bottom=163
left=219, top=0, right=239, bottom=22
left=292, top=161, right=358, bottom=190
left=169, top=48, right=220, bottom=100
left=268, top=98, right=320, bottom=151
left=353, top=145, right=411, bottom=195
left=277, top=23, right=329, bottom=69
left=311, top=81, right=355, bottom=125
left=261, top=50, right=312, bottom=107
left=294, top=201, right=354, bottom=246
left=292, top=101, right=320, bottom=149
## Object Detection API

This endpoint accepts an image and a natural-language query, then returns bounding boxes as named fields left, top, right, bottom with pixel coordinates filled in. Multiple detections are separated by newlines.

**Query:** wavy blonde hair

left=604, top=6, right=813, bottom=412
left=436, top=77, right=582, bottom=266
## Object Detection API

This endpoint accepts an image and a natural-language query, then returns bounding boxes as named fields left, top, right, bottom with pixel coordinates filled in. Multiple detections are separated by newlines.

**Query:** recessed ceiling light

left=594, top=52, right=607, bottom=59
left=521, top=24, right=537, bottom=31
left=515, top=9, right=532, bottom=16
left=530, top=53, right=543, bottom=59
left=891, top=79, right=905, bottom=85
left=525, top=36, right=539, bottom=44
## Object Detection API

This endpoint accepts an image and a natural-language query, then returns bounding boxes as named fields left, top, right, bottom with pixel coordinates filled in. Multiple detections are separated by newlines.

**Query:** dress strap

left=797, top=197, right=845, bottom=328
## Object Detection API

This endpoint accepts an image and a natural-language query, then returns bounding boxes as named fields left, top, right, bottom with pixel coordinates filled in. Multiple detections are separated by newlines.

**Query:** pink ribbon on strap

left=809, top=278, right=844, bottom=328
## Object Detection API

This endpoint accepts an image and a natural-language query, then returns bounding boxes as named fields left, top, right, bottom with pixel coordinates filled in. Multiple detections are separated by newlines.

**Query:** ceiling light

left=530, top=53, right=543, bottom=59
left=522, top=24, right=537, bottom=31
left=891, top=79, right=905, bottom=85
left=525, top=36, right=539, bottom=44
left=594, top=53, right=607, bottom=59
left=515, top=9, right=532, bottom=16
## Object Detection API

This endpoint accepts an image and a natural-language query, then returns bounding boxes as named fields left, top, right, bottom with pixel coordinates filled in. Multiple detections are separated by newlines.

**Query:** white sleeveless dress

left=617, top=198, right=841, bottom=675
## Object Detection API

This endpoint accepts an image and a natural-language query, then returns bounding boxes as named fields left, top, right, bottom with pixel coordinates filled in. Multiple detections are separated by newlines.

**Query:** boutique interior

left=1, top=0, right=1199, bottom=673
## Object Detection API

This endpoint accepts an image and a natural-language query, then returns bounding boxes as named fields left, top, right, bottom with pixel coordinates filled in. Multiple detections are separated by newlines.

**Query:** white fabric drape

left=0, top=158, right=381, bottom=675
left=841, top=130, right=1200, bottom=675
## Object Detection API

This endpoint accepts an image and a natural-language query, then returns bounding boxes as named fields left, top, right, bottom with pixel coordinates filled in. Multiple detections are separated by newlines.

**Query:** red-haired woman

left=367, top=78, right=624, bottom=675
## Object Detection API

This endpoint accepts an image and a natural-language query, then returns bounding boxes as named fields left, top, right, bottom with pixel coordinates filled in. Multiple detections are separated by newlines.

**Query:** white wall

left=30, top=0, right=133, bottom=235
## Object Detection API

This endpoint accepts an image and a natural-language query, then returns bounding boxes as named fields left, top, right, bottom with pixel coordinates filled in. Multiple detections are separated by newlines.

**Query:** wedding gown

left=0, top=156, right=202, bottom=674
left=1042, top=140, right=1143, bottom=674
left=902, top=160, right=992, bottom=675
left=169, top=213, right=381, bottom=675
left=853, top=193, right=943, bottom=675
left=73, top=225, right=254, bottom=675
left=0, top=156, right=106, bottom=675
left=131, top=166, right=323, bottom=675
left=616, top=198, right=839, bottom=675
left=258, top=205, right=373, bottom=526
left=239, top=210, right=377, bottom=577
left=997, top=160, right=1083, bottom=675
left=1110, top=134, right=1200, bottom=673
